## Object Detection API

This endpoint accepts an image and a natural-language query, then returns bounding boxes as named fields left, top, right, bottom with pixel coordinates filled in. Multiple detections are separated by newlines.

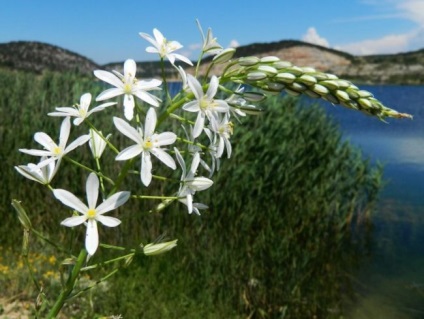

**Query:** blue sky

left=1, top=0, right=423, bottom=64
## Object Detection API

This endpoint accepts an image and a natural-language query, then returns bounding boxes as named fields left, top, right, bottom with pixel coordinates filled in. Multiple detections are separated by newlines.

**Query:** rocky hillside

left=0, top=41, right=100, bottom=75
left=1, top=40, right=424, bottom=84
left=192, top=40, right=424, bottom=84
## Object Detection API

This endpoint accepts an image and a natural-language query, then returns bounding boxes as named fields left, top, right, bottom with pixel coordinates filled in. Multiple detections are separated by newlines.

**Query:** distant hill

left=1, top=40, right=424, bottom=84
left=0, top=41, right=100, bottom=75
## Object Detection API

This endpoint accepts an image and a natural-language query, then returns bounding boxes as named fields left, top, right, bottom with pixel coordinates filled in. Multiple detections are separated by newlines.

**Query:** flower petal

left=64, top=134, right=90, bottom=154
left=144, top=107, right=157, bottom=138
left=192, top=112, right=205, bottom=138
left=94, top=70, right=123, bottom=89
left=182, top=100, right=200, bottom=112
left=96, top=88, right=123, bottom=101
left=123, top=95, right=135, bottom=121
left=187, top=75, right=203, bottom=101
left=141, top=152, right=153, bottom=186
left=153, top=132, right=177, bottom=147
left=133, top=90, right=160, bottom=107
left=85, top=219, right=99, bottom=255
left=19, top=148, right=52, bottom=157
left=53, top=189, right=89, bottom=214
left=86, top=173, right=99, bottom=209
left=206, top=76, right=219, bottom=99
left=61, top=215, right=87, bottom=227
left=116, top=144, right=143, bottom=161
left=172, top=53, right=193, bottom=66
left=151, top=148, right=176, bottom=169
left=96, top=191, right=130, bottom=215
left=174, top=148, right=186, bottom=177
left=96, top=215, right=121, bottom=227
left=59, top=117, right=71, bottom=149
left=34, top=132, right=56, bottom=151
left=113, top=117, right=142, bottom=144
left=124, top=59, right=136, bottom=80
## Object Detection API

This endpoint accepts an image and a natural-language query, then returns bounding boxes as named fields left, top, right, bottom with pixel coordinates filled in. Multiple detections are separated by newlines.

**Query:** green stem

left=108, top=159, right=134, bottom=197
left=31, top=229, right=69, bottom=254
left=160, top=57, right=171, bottom=102
left=68, top=268, right=119, bottom=300
left=157, top=93, right=194, bottom=127
left=47, top=249, right=88, bottom=318
left=195, top=52, right=205, bottom=77
left=80, top=253, right=135, bottom=271
left=131, top=195, right=179, bottom=200
left=64, top=156, right=114, bottom=186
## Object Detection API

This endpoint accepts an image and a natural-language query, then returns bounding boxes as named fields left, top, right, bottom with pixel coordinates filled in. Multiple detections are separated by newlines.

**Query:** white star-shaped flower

left=15, top=156, right=57, bottom=185
left=182, top=75, right=229, bottom=138
left=54, top=173, right=130, bottom=256
left=94, top=59, right=162, bottom=121
left=48, top=93, right=116, bottom=125
left=174, top=148, right=213, bottom=214
left=114, top=108, right=177, bottom=186
left=139, top=28, right=193, bottom=66
left=209, top=113, right=233, bottom=158
left=19, top=117, right=90, bottom=168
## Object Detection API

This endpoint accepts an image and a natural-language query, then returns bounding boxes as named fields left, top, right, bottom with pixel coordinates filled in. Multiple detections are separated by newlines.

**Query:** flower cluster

left=15, top=22, right=411, bottom=259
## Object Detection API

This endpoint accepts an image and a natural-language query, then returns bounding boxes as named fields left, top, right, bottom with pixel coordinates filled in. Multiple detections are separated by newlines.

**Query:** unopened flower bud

left=260, top=56, right=280, bottom=63
left=335, top=80, right=350, bottom=89
left=312, top=84, right=329, bottom=95
left=257, top=65, right=277, bottom=75
left=243, top=92, right=266, bottom=102
left=273, top=61, right=292, bottom=69
left=358, top=98, right=373, bottom=109
left=213, top=48, right=236, bottom=64
left=186, top=177, right=213, bottom=191
left=143, top=239, right=178, bottom=256
left=12, top=199, right=32, bottom=229
left=276, top=72, right=296, bottom=83
left=357, top=90, right=373, bottom=98
left=298, top=74, right=317, bottom=86
left=238, top=56, right=260, bottom=66
left=247, top=71, right=267, bottom=81
left=335, top=90, right=350, bottom=102
left=320, top=80, right=339, bottom=90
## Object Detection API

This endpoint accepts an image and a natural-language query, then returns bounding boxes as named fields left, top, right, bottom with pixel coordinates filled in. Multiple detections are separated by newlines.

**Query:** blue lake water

left=307, top=85, right=424, bottom=319
left=170, top=83, right=424, bottom=317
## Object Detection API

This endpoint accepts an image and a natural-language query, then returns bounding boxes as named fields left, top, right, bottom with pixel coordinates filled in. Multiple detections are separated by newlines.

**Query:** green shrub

left=1, top=70, right=382, bottom=318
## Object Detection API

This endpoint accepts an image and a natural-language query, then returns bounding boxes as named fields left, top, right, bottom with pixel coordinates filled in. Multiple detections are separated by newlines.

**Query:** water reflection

left=317, top=86, right=424, bottom=319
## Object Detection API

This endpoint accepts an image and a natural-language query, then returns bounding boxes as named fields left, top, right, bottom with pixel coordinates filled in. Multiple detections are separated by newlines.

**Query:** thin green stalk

left=195, top=51, right=205, bottom=77
left=108, top=158, right=134, bottom=197
left=47, top=249, right=88, bottom=318
left=160, top=57, right=172, bottom=102
left=31, top=228, right=69, bottom=254
left=131, top=195, right=179, bottom=200
left=80, top=253, right=135, bottom=271
left=69, top=268, right=119, bottom=300
left=64, top=156, right=114, bottom=186
left=157, top=92, right=194, bottom=127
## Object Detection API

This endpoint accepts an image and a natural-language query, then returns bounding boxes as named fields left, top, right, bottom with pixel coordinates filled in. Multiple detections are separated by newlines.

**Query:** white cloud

left=333, top=0, right=424, bottom=54
left=394, top=0, right=424, bottom=26
left=228, top=39, right=239, bottom=48
left=336, top=32, right=414, bottom=55
left=301, top=27, right=330, bottom=48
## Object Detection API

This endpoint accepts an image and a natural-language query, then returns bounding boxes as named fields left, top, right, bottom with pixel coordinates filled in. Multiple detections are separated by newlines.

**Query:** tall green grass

left=0, top=69, right=382, bottom=318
